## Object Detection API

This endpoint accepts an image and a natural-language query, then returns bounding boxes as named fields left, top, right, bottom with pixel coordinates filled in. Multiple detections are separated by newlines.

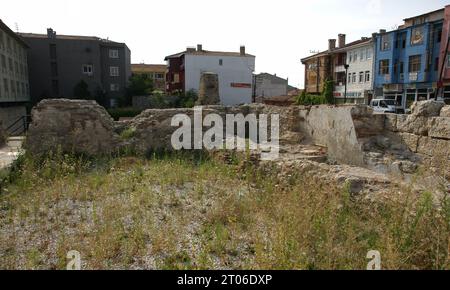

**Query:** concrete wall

left=184, top=54, right=255, bottom=106
left=298, top=105, right=366, bottom=166
left=254, top=73, right=288, bottom=98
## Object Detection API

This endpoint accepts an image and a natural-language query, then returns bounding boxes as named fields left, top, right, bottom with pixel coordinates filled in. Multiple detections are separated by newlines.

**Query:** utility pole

left=344, top=64, right=350, bottom=104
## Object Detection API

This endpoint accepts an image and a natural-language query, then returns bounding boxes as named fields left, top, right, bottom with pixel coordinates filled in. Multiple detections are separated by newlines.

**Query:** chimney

left=47, top=28, right=56, bottom=39
left=328, top=39, right=336, bottom=50
left=338, top=34, right=346, bottom=48
left=197, top=44, right=203, bottom=51
left=379, top=29, right=386, bottom=34
left=240, top=45, right=246, bottom=56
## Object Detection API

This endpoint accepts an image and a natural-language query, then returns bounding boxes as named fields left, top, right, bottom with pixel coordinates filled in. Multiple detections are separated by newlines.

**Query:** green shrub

left=107, top=107, right=143, bottom=121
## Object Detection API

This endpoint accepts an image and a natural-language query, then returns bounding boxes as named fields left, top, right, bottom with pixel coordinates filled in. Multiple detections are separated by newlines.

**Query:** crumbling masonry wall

left=24, top=99, right=449, bottom=176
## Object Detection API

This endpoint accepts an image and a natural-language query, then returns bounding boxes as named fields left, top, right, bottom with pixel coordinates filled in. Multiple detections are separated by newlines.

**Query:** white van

left=370, top=99, right=397, bottom=113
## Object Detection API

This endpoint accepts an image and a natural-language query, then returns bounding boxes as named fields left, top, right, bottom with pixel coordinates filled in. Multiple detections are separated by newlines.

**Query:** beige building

left=131, top=64, right=167, bottom=92
left=0, top=20, right=30, bottom=133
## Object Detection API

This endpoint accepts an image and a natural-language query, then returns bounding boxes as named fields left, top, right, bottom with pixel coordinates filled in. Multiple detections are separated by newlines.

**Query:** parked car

left=370, top=99, right=397, bottom=113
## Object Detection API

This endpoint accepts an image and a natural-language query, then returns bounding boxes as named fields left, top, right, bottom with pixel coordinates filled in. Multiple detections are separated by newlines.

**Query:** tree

left=322, top=79, right=334, bottom=104
left=127, top=74, right=154, bottom=96
left=73, top=80, right=91, bottom=99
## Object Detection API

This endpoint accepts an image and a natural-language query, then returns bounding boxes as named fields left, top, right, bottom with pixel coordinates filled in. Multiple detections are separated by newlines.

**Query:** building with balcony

left=131, top=64, right=167, bottom=92
left=20, top=28, right=131, bottom=107
left=331, top=36, right=374, bottom=104
left=164, top=44, right=255, bottom=106
left=301, top=48, right=332, bottom=95
left=0, top=20, right=30, bottom=132
left=373, top=9, right=444, bottom=109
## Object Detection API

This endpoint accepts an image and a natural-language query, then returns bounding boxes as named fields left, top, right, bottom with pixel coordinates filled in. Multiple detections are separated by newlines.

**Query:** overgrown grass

left=0, top=151, right=448, bottom=270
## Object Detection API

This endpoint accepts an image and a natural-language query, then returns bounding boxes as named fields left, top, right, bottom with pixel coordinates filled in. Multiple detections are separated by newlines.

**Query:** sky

left=1, top=0, right=449, bottom=89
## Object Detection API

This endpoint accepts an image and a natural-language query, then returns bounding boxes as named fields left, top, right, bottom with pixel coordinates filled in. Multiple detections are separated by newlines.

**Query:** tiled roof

left=0, top=20, right=28, bottom=48
left=165, top=49, right=255, bottom=60
left=301, top=37, right=372, bottom=62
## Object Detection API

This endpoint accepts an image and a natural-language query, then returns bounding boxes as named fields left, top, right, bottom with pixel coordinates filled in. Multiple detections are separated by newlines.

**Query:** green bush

left=296, top=91, right=328, bottom=106
left=107, top=107, right=143, bottom=121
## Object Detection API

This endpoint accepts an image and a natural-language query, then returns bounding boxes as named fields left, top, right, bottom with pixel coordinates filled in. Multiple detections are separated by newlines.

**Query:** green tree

left=127, top=74, right=154, bottom=96
left=73, top=80, right=91, bottom=99
left=322, top=78, right=334, bottom=104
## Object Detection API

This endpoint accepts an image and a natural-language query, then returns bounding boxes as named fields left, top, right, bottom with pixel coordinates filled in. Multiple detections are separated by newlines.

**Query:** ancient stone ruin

left=197, top=72, right=220, bottom=105
left=24, top=99, right=450, bottom=196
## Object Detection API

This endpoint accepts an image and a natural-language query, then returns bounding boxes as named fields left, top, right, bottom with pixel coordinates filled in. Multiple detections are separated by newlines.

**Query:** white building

left=254, top=73, right=288, bottom=101
left=333, top=38, right=374, bottom=104
left=0, top=20, right=30, bottom=133
left=165, top=45, right=255, bottom=106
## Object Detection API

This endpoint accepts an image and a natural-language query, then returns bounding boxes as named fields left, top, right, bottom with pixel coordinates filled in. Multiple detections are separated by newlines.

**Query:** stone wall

left=24, top=99, right=449, bottom=177
left=384, top=101, right=450, bottom=161
left=25, top=99, right=120, bottom=155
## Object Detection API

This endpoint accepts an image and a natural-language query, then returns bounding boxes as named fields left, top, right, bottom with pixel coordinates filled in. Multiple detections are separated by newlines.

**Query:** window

left=219, top=59, right=223, bottom=66
left=353, top=52, right=358, bottom=62
left=381, top=34, right=391, bottom=51
left=110, top=83, right=120, bottom=92
left=360, top=50, right=364, bottom=61
left=352, top=73, right=356, bottom=83
left=1, top=55, right=5, bottom=71
left=52, top=80, right=59, bottom=96
left=379, top=59, right=389, bottom=75
left=109, top=49, right=119, bottom=59
left=349, top=53, right=352, bottom=63
left=51, top=62, right=58, bottom=77
left=447, top=54, right=450, bottom=68
left=437, top=29, right=442, bottom=43
left=110, top=66, right=119, bottom=77
left=3, top=78, right=8, bottom=93
left=348, top=73, right=352, bottom=84
left=359, top=72, right=364, bottom=83
left=49, top=44, right=57, bottom=59
left=411, top=26, right=424, bottom=45
left=0, top=31, right=3, bottom=50
left=10, top=80, right=15, bottom=96
left=82, top=64, right=93, bottom=75
left=9, top=58, right=13, bottom=73
left=435, top=57, right=439, bottom=72
left=155, top=73, right=164, bottom=80
left=366, top=48, right=372, bottom=60
left=408, top=55, right=421, bottom=73
left=365, top=71, right=370, bottom=82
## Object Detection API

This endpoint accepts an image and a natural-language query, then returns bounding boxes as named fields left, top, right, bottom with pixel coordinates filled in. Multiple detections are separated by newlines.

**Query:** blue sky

left=2, top=0, right=449, bottom=88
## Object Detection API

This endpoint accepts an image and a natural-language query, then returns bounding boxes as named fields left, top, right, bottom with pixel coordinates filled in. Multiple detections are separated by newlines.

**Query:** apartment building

left=0, top=20, right=30, bottom=131
left=165, top=44, right=255, bottom=106
left=332, top=36, right=374, bottom=104
left=131, top=64, right=166, bottom=91
left=20, top=28, right=131, bottom=107
left=373, top=9, right=444, bottom=109
left=301, top=49, right=332, bottom=95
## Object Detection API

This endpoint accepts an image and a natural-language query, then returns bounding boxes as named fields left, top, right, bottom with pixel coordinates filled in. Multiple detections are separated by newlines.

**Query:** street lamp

left=344, top=64, right=350, bottom=104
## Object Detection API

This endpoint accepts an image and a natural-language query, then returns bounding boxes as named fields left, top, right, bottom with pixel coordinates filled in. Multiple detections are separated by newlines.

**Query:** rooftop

left=0, top=20, right=28, bottom=48
left=18, top=31, right=126, bottom=46
left=301, top=37, right=372, bottom=62
left=403, top=8, right=444, bottom=21
left=165, top=48, right=255, bottom=60
left=131, top=64, right=167, bottom=73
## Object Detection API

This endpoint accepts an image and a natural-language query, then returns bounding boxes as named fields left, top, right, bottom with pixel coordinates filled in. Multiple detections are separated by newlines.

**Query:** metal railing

left=6, top=115, right=31, bottom=136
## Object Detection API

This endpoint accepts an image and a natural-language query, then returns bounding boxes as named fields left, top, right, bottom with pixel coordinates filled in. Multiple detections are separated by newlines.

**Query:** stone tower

left=197, top=72, right=220, bottom=105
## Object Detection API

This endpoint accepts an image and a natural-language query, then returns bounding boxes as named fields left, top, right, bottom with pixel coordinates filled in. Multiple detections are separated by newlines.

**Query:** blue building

left=373, top=9, right=444, bottom=111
